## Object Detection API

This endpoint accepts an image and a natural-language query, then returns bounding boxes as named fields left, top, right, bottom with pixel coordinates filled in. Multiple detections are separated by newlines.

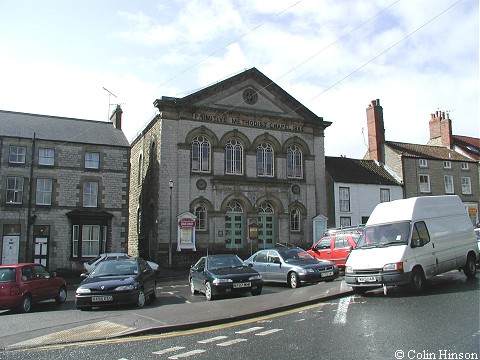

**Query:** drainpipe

left=26, top=132, right=36, bottom=262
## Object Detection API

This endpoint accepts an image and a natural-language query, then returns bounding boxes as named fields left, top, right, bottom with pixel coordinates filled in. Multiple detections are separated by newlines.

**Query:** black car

left=189, top=254, right=263, bottom=301
left=75, top=258, right=157, bottom=310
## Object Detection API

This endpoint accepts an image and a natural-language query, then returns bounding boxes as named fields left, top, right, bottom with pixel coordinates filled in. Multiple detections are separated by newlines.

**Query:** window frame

left=83, top=181, right=99, bottom=207
left=461, top=162, right=469, bottom=171
left=6, top=177, right=24, bottom=204
left=85, top=152, right=100, bottom=169
left=419, top=159, right=428, bottom=168
left=289, top=208, right=300, bottom=232
left=257, top=142, right=274, bottom=177
left=36, top=178, right=53, bottom=205
left=194, top=204, right=207, bottom=231
left=419, top=174, right=431, bottom=193
left=38, top=148, right=55, bottom=166
left=339, top=187, right=350, bottom=212
left=286, top=145, right=303, bottom=179
left=443, top=161, right=451, bottom=169
left=380, top=188, right=390, bottom=203
left=191, top=136, right=211, bottom=173
left=461, top=177, right=472, bottom=195
left=225, top=139, right=243, bottom=175
left=444, top=175, right=454, bottom=194
left=9, top=146, right=27, bottom=164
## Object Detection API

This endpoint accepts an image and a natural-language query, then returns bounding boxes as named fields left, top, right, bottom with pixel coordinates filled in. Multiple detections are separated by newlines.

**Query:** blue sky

left=0, top=0, right=478, bottom=158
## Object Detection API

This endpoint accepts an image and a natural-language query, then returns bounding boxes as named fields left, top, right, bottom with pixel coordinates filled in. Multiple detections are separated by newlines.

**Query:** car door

left=410, top=221, right=437, bottom=277
left=266, top=251, right=284, bottom=282
left=191, top=257, right=206, bottom=289
left=33, top=264, right=57, bottom=301
left=330, top=234, right=351, bottom=267
left=311, top=237, right=334, bottom=261
left=249, top=251, right=268, bottom=279
left=139, top=259, right=155, bottom=295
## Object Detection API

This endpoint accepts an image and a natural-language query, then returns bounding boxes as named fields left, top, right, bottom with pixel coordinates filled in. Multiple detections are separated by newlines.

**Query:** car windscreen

left=356, top=221, right=410, bottom=248
left=278, top=248, right=314, bottom=262
left=0, top=268, right=16, bottom=283
left=207, top=256, right=244, bottom=270
left=91, top=260, right=139, bottom=276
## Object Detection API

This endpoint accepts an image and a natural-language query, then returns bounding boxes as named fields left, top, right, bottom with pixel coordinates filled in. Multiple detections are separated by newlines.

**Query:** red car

left=0, top=263, right=67, bottom=313
left=308, top=230, right=362, bottom=269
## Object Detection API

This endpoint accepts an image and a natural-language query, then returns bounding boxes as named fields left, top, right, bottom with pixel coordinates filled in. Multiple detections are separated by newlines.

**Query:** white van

left=345, top=195, right=478, bottom=294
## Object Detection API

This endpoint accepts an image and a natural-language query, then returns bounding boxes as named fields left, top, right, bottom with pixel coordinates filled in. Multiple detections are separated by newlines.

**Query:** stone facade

left=129, top=68, right=331, bottom=267
left=0, top=109, right=130, bottom=271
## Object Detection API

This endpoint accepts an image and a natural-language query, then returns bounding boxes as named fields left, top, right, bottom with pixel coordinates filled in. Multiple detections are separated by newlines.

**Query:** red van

left=308, top=230, right=362, bottom=269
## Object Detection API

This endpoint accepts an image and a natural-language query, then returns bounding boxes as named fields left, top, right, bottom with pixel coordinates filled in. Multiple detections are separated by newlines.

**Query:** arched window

left=257, top=142, right=274, bottom=177
left=225, top=139, right=243, bottom=175
left=258, top=202, right=275, bottom=249
left=194, top=204, right=207, bottom=231
left=290, top=208, right=300, bottom=232
left=191, top=136, right=210, bottom=172
left=287, top=145, right=303, bottom=179
left=225, top=201, right=243, bottom=248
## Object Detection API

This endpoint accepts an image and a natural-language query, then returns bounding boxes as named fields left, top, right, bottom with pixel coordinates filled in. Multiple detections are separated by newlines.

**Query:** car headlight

left=345, top=266, right=353, bottom=274
left=383, top=262, right=403, bottom=272
left=76, top=287, right=91, bottom=294
left=299, top=268, right=314, bottom=274
left=212, top=278, right=233, bottom=285
left=249, top=274, right=262, bottom=280
left=115, top=284, right=135, bottom=291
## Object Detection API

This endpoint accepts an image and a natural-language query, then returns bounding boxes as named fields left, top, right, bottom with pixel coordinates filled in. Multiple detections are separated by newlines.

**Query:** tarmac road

left=0, top=274, right=352, bottom=351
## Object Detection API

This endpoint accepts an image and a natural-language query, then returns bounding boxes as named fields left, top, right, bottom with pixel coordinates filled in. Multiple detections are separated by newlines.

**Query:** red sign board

left=179, top=219, right=196, bottom=228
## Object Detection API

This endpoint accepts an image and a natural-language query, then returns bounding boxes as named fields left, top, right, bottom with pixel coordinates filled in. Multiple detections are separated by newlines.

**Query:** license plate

left=357, top=276, right=377, bottom=283
left=321, top=271, right=334, bottom=277
left=233, top=282, right=251, bottom=288
left=92, top=295, right=113, bottom=302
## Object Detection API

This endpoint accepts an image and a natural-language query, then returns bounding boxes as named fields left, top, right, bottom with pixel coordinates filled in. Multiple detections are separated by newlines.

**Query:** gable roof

left=386, top=141, right=473, bottom=162
left=453, top=135, right=480, bottom=161
left=156, top=67, right=331, bottom=128
left=325, top=156, right=400, bottom=185
left=0, top=110, right=130, bottom=147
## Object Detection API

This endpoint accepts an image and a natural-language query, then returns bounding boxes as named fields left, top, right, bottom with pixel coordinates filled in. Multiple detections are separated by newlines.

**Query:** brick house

left=364, top=99, right=479, bottom=225
left=0, top=107, right=130, bottom=271
left=325, top=156, right=403, bottom=230
left=129, top=68, right=332, bottom=267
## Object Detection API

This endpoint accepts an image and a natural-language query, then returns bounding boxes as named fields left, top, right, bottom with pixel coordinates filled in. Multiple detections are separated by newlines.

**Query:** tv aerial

left=103, top=87, right=118, bottom=121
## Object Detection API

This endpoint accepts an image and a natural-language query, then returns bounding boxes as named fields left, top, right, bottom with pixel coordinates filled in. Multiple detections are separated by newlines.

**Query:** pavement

left=0, top=267, right=353, bottom=351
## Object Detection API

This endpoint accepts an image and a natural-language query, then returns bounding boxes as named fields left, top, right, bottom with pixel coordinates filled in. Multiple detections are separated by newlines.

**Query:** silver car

left=244, top=247, right=339, bottom=289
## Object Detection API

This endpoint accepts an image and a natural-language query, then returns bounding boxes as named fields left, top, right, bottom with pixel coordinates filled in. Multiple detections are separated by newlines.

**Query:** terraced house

left=365, top=99, right=479, bottom=225
left=0, top=108, right=130, bottom=271
left=129, top=68, right=332, bottom=267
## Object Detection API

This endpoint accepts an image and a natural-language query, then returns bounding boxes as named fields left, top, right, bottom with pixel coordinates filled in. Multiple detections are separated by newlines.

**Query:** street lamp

left=168, top=179, right=174, bottom=268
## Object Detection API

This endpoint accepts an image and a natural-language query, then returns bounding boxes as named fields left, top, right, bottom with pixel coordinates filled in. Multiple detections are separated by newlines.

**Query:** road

left=1, top=272, right=478, bottom=360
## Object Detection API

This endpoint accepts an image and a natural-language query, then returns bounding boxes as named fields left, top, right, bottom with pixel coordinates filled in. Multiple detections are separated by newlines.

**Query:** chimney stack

left=366, top=99, right=385, bottom=164
left=110, top=104, right=123, bottom=129
left=428, top=111, right=452, bottom=148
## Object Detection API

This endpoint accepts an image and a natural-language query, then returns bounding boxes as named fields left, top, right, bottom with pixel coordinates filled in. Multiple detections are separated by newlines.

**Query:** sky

left=0, top=0, right=478, bottom=159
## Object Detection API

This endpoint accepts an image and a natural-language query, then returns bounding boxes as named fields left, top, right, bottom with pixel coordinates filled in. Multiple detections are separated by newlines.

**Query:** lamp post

left=168, top=179, right=174, bottom=268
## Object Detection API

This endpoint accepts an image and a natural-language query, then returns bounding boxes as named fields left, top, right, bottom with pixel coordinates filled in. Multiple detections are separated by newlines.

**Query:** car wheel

left=18, top=295, right=32, bottom=313
left=409, top=267, right=425, bottom=294
left=464, top=254, right=477, bottom=278
left=288, top=272, right=299, bottom=289
left=205, top=282, right=214, bottom=301
left=189, top=278, right=198, bottom=295
left=55, top=286, right=68, bottom=304
left=251, top=288, right=262, bottom=296
left=137, top=289, right=146, bottom=307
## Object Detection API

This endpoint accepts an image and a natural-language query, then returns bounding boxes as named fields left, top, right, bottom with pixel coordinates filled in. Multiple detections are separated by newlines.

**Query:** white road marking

left=333, top=296, right=351, bottom=324
left=217, top=338, right=248, bottom=346
left=235, top=326, right=264, bottom=334
left=168, top=349, right=206, bottom=359
left=255, top=329, right=283, bottom=336
left=294, top=318, right=306, bottom=322
left=152, top=346, right=186, bottom=355
left=198, top=335, right=228, bottom=343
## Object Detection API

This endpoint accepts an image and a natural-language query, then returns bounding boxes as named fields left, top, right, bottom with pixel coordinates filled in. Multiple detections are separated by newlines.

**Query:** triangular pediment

left=175, top=68, right=326, bottom=125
